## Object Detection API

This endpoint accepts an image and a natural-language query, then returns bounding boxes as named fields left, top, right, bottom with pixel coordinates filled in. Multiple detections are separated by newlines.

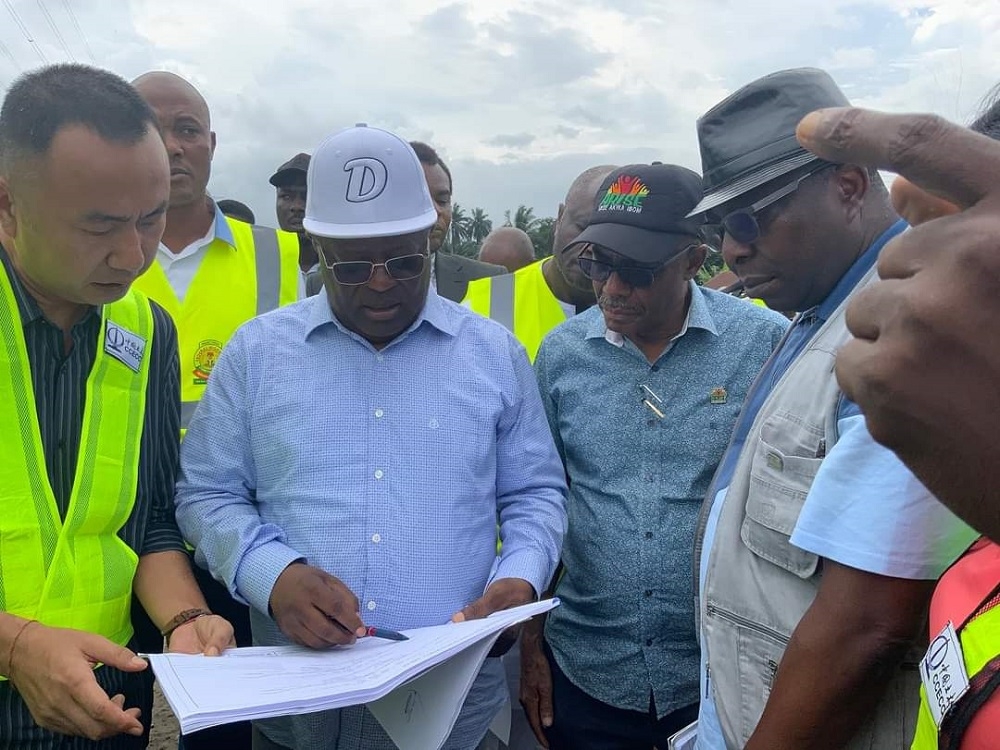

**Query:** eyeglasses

left=577, top=247, right=696, bottom=289
left=709, top=163, right=832, bottom=245
left=320, top=252, right=429, bottom=286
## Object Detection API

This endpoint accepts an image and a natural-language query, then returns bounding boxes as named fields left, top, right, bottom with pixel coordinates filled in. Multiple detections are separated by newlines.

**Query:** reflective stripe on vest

left=132, top=218, right=299, bottom=429
left=912, top=585, right=1000, bottom=748
left=0, top=267, right=151, bottom=666
left=461, top=259, right=569, bottom=362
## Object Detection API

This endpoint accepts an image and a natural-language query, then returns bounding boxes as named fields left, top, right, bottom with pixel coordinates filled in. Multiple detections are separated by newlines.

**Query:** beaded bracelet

left=5, top=619, right=38, bottom=681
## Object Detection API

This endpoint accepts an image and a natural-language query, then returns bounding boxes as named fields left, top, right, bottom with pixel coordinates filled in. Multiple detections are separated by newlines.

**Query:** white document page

left=668, top=720, right=698, bottom=750
left=147, top=599, right=557, bottom=736
left=366, top=633, right=497, bottom=750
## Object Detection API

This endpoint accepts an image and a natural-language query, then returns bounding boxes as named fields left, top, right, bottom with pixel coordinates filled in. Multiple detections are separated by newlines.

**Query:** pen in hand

left=364, top=626, right=409, bottom=642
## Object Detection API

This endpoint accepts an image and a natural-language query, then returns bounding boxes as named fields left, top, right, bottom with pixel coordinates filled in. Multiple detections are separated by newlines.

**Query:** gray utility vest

left=698, top=265, right=921, bottom=748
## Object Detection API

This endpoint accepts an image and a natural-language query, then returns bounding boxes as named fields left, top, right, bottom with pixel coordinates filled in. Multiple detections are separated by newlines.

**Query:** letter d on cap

left=344, top=157, right=388, bottom=203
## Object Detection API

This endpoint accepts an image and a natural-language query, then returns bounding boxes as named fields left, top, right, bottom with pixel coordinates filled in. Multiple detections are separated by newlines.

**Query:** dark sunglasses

left=709, top=163, right=832, bottom=245
left=578, top=254, right=674, bottom=288
left=320, top=252, right=428, bottom=286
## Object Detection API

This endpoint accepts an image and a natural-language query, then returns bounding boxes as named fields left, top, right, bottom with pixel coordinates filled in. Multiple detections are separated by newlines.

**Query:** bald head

left=565, top=165, right=618, bottom=210
left=553, top=164, right=617, bottom=254
left=132, top=72, right=210, bottom=125
left=132, top=71, right=215, bottom=210
left=478, top=227, right=535, bottom=273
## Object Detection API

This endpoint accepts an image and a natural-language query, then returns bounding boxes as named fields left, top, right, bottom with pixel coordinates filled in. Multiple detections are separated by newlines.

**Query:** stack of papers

left=147, top=599, right=557, bottom=746
left=668, top=720, right=698, bottom=750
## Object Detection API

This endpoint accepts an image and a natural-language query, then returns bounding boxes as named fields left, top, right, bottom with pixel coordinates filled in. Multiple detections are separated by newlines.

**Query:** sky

left=1, top=0, right=999, bottom=229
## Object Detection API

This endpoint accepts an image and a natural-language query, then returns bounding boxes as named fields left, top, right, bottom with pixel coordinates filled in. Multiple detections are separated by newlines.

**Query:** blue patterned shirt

left=174, top=290, right=567, bottom=746
left=535, top=283, right=787, bottom=716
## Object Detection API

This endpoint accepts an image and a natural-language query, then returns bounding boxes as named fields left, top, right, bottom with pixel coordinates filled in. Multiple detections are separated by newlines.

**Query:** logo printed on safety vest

left=598, top=175, right=650, bottom=214
left=344, top=157, right=388, bottom=203
left=104, top=321, right=146, bottom=373
left=193, top=339, right=223, bottom=385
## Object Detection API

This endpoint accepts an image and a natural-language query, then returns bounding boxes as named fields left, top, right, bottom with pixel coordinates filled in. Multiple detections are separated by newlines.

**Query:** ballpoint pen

left=365, top=626, right=409, bottom=641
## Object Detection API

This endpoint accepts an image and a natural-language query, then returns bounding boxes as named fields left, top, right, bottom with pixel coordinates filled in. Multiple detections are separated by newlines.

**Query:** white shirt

left=155, top=222, right=217, bottom=302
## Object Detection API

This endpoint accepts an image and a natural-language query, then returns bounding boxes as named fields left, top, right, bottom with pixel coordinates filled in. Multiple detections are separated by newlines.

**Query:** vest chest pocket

left=741, top=415, right=823, bottom=579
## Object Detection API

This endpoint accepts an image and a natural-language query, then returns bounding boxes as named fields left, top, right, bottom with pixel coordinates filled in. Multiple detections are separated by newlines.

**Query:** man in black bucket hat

left=692, top=68, right=976, bottom=750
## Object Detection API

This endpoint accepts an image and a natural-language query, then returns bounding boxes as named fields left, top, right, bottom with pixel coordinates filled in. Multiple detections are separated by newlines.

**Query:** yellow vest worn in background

left=133, top=217, right=299, bottom=429
left=0, top=264, right=153, bottom=664
left=461, top=258, right=569, bottom=362
left=912, top=550, right=1000, bottom=749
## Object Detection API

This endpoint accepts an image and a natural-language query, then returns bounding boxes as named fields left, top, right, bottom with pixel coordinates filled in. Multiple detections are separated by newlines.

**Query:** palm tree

left=450, top=203, right=471, bottom=249
left=469, top=207, right=493, bottom=243
left=506, top=205, right=540, bottom=234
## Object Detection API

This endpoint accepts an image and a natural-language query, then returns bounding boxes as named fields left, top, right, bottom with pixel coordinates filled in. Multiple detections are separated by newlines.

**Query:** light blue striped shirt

left=175, top=290, right=567, bottom=748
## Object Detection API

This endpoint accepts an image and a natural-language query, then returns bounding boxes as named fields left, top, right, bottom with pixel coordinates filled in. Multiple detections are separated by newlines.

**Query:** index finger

left=795, top=107, right=1000, bottom=211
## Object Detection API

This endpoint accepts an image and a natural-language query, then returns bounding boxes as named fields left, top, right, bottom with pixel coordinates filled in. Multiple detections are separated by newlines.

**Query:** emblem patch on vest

left=104, top=321, right=146, bottom=373
left=710, top=387, right=728, bottom=405
left=193, top=339, right=223, bottom=385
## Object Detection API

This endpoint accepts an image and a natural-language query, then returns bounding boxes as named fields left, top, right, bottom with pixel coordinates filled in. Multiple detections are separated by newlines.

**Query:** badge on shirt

left=104, top=321, right=146, bottom=373
left=710, top=387, right=728, bottom=405
left=919, top=621, right=971, bottom=726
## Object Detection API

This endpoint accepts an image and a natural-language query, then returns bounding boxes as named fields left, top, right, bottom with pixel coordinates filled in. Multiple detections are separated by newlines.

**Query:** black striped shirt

left=0, top=247, right=185, bottom=749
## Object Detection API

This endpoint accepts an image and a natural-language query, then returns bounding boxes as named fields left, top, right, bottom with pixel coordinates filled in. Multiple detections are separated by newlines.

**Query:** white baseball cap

left=304, top=123, right=438, bottom=239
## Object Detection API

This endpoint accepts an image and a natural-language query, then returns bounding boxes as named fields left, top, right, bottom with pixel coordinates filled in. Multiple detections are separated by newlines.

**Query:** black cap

left=688, top=67, right=850, bottom=216
left=566, top=163, right=705, bottom=264
left=269, top=152, right=311, bottom=187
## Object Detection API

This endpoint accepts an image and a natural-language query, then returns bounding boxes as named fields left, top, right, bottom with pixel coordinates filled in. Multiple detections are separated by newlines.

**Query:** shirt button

left=375, top=408, right=384, bottom=418
left=367, top=601, right=377, bottom=611
left=645, top=638, right=653, bottom=647
left=651, top=365, right=660, bottom=372
left=372, top=533, right=381, bottom=543
left=644, top=590, right=653, bottom=597
left=647, top=419, right=657, bottom=428
left=645, top=532, right=653, bottom=539
left=374, top=469, right=384, bottom=480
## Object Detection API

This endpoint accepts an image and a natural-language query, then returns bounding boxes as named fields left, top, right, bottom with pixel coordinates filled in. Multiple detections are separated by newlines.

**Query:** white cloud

left=0, top=0, right=998, bottom=226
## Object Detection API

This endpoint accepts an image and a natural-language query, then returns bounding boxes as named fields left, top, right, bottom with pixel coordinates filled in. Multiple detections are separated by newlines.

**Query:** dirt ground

left=148, top=684, right=180, bottom=750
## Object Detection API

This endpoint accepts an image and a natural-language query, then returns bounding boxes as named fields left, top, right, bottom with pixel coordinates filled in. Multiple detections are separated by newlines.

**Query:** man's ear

left=0, top=177, right=18, bottom=240
left=683, top=244, right=709, bottom=280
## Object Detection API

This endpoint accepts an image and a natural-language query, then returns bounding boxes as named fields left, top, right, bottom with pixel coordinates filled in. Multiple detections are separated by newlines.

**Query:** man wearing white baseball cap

left=174, top=124, right=568, bottom=750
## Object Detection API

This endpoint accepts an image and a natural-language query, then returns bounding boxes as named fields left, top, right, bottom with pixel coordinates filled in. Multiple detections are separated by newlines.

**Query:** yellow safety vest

left=0, top=264, right=153, bottom=664
left=912, top=586, right=1000, bottom=748
left=461, top=259, right=570, bottom=362
left=133, top=218, right=299, bottom=429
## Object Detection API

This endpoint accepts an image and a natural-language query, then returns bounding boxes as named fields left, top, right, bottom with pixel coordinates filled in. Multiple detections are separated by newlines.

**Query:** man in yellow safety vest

left=0, top=63, right=233, bottom=749
left=130, top=70, right=300, bottom=750
left=462, top=165, right=616, bottom=362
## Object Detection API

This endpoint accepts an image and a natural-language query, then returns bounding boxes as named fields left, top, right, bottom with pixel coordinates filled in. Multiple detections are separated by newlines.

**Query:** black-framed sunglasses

left=709, top=163, right=833, bottom=245
left=577, top=245, right=698, bottom=288
left=320, top=252, right=429, bottom=286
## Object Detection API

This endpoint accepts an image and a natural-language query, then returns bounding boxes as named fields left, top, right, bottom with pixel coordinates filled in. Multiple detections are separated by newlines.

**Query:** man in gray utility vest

left=691, top=67, right=976, bottom=750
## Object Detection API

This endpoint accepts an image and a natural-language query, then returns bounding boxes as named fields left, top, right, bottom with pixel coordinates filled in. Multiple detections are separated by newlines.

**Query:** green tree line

left=443, top=203, right=726, bottom=283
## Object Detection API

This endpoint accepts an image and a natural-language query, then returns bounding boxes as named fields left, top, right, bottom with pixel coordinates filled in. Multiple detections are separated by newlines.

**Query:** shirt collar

left=211, top=201, right=237, bottom=248
left=305, top=287, right=458, bottom=343
left=813, top=218, right=908, bottom=322
left=584, top=280, right=718, bottom=344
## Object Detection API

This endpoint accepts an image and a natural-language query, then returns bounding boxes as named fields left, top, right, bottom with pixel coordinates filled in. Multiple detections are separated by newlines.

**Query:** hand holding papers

left=147, top=599, right=559, bottom=748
